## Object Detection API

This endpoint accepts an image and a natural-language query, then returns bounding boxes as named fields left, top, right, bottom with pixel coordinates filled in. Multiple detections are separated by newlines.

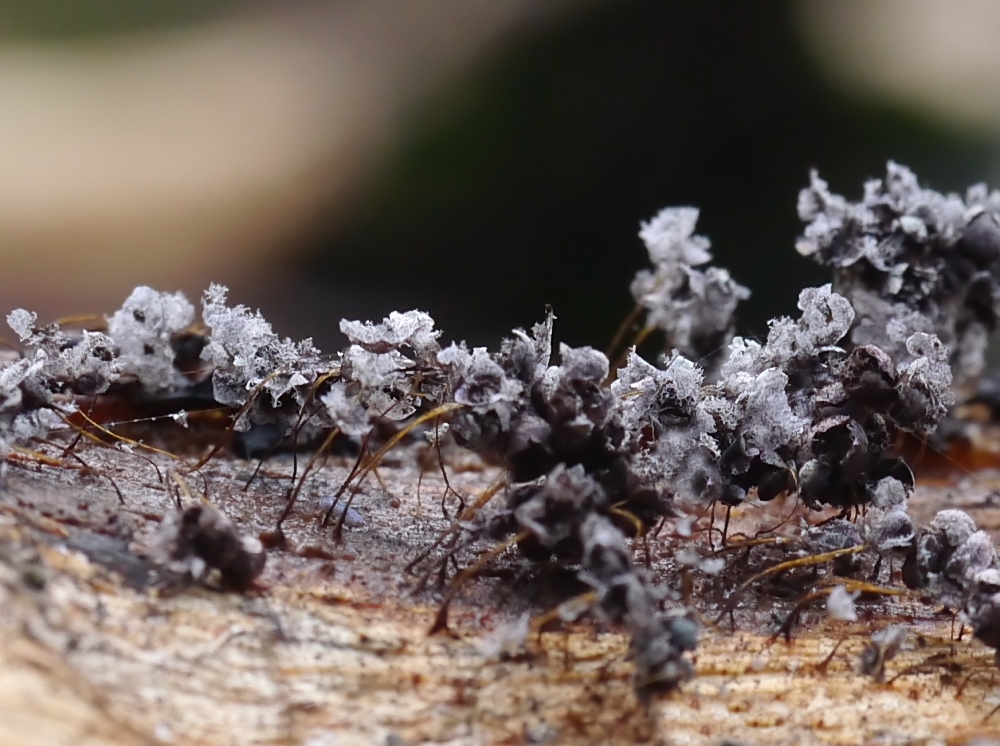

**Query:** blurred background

left=2, top=0, right=999, bottom=351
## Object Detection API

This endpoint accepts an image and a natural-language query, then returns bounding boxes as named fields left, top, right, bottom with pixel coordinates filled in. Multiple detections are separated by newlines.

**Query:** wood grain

left=2, top=443, right=999, bottom=745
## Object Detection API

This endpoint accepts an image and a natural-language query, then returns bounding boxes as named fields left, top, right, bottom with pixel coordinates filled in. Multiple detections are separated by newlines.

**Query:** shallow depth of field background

left=1, top=0, right=998, bottom=352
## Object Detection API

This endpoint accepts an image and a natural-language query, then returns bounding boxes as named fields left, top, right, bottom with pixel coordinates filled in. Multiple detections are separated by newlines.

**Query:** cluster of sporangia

left=2, top=162, right=1000, bottom=693
left=798, top=161, right=1000, bottom=381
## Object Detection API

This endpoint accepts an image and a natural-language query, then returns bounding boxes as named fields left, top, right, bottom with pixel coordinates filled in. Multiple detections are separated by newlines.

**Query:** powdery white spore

left=6, top=309, right=36, bottom=342
left=107, top=286, right=195, bottom=389
left=826, top=585, right=859, bottom=622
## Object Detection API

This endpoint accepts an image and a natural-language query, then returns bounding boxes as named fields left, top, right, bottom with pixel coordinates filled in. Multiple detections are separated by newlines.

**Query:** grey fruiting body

left=798, top=162, right=1000, bottom=380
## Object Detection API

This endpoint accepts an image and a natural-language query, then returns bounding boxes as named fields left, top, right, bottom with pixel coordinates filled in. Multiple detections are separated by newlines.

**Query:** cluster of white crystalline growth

left=612, top=283, right=952, bottom=509
left=797, top=162, right=1000, bottom=379
left=6, top=309, right=119, bottom=394
left=610, top=349, right=719, bottom=499
left=0, top=354, right=64, bottom=451
left=201, top=284, right=327, bottom=425
left=720, top=284, right=856, bottom=380
left=107, top=286, right=195, bottom=390
left=796, top=162, right=980, bottom=261
left=614, top=287, right=848, bottom=504
left=200, top=292, right=452, bottom=435
left=630, top=207, right=749, bottom=368
left=0, top=281, right=461, bottom=448
left=337, top=310, right=442, bottom=423
left=0, top=307, right=120, bottom=451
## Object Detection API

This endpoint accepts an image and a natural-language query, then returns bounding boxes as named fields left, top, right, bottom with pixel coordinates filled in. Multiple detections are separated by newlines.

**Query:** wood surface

left=2, top=442, right=1000, bottom=746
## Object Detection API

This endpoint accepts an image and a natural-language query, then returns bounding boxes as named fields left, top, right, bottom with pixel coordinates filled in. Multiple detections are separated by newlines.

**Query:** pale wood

left=1, top=445, right=999, bottom=745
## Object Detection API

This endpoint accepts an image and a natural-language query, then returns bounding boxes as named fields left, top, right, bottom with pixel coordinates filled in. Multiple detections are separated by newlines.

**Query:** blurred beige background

left=799, top=0, right=1000, bottom=134
left=0, top=1, right=579, bottom=316
left=0, top=0, right=997, bottom=334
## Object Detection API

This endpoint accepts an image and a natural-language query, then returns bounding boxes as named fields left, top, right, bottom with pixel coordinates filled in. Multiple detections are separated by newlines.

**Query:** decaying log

left=2, top=444, right=1000, bottom=745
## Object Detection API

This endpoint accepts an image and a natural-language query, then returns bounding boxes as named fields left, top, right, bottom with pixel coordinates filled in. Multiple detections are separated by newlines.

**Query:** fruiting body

left=151, top=504, right=266, bottom=590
